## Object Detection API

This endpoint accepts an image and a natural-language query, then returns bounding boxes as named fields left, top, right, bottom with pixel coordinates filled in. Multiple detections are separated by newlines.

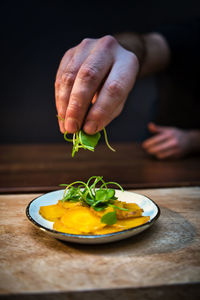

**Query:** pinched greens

left=57, top=115, right=115, bottom=157
left=60, top=176, right=127, bottom=225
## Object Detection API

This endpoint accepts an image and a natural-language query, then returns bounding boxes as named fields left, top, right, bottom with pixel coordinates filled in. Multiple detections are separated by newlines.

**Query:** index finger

left=55, top=40, right=96, bottom=133
left=55, top=48, right=75, bottom=132
left=65, top=37, right=114, bottom=133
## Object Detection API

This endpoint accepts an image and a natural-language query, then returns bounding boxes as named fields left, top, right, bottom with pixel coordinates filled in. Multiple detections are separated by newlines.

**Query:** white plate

left=26, top=189, right=160, bottom=244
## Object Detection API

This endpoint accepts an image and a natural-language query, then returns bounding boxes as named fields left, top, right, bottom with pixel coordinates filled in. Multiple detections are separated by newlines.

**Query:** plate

left=26, top=189, right=160, bottom=244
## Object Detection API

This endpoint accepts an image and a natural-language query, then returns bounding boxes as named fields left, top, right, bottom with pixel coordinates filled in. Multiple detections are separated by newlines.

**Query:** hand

left=142, top=122, right=193, bottom=159
left=55, top=35, right=139, bottom=134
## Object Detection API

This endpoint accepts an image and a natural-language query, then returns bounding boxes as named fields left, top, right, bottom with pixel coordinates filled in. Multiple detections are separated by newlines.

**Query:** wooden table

left=0, top=144, right=200, bottom=193
left=0, top=143, right=200, bottom=299
left=0, top=187, right=200, bottom=299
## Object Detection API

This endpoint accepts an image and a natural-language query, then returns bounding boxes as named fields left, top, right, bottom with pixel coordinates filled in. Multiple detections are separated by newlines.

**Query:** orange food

left=57, top=199, right=81, bottom=209
left=39, top=204, right=67, bottom=221
left=90, top=205, right=114, bottom=218
left=91, top=200, right=143, bottom=219
left=53, top=220, right=80, bottom=234
left=113, top=216, right=150, bottom=230
left=40, top=200, right=150, bottom=235
left=61, top=206, right=105, bottom=234
left=117, top=202, right=143, bottom=219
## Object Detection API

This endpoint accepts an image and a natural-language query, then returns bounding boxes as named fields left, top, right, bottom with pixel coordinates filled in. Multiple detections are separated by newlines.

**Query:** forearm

left=115, top=32, right=170, bottom=77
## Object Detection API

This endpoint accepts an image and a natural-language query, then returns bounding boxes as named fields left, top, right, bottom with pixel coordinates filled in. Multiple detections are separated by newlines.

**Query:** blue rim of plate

left=26, top=190, right=160, bottom=239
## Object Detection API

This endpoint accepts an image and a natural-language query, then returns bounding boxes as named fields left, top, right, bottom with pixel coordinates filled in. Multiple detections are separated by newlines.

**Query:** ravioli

left=39, top=199, right=150, bottom=235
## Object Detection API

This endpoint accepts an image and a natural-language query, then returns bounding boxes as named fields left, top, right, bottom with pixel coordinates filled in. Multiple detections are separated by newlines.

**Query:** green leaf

left=93, top=204, right=108, bottom=211
left=109, top=204, right=128, bottom=211
left=106, top=189, right=115, bottom=199
left=60, top=176, right=124, bottom=215
left=68, top=197, right=80, bottom=202
left=84, top=194, right=95, bottom=206
left=101, top=210, right=117, bottom=225
left=79, top=130, right=101, bottom=149
left=95, top=190, right=107, bottom=201
left=58, top=122, right=115, bottom=157
left=95, top=189, right=115, bottom=201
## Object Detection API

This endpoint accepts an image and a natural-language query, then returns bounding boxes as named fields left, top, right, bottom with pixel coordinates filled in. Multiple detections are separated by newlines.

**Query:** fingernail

left=84, top=120, right=98, bottom=134
left=65, top=117, right=79, bottom=133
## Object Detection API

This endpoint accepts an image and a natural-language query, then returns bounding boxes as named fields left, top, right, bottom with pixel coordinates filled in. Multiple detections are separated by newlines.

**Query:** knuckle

left=91, top=106, right=109, bottom=121
left=79, top=65, right=98, bottom=82
left=64, top=48, right=73, bottom=57
left=128, top=51, right=139, bottom=66
left=80, top=38, right=93, bottom=47
left=68, top=99, right=84, bottom=113
left=61, top=70, right=76, bottom=86
left=106, top=80, right=124, bottom=98
left=100, top=35, right=116, bottom=48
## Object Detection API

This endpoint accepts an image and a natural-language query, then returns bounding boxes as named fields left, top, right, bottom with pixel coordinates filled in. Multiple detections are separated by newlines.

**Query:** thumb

left=148, top=122, right=165, bottom=134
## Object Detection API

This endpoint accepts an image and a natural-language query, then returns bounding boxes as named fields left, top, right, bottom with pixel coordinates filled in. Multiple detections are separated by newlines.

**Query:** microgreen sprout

left=59, top=176, right=127, bottom=225
left=57, top=115, right=115, bottom=157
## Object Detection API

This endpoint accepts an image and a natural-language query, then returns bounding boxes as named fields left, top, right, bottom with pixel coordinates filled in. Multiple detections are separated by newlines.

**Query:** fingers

left=143, top=127, right=183, bottom=159
left=65, top=37, right=115, bottom=133
left=55, top=35, right=140, bottom=135
left=55, top=48, right=75, bottom=132
left=148, top=122, right=161, bottom=133
left=55, top=47, right=75, bottom=82
left=156, top=148, right=180, bottom=159
left=143, top=124, right=191, bottom=159
left=148, top=122, right=170, bottom=134
left=144, top=138, right=178, bottom=155
left=144, top=140, right=180, bottom=159
left=142, top=132, right=169, bottom=149
left=55, top=39, right=96, bottom=133
left=83, top=50, right=139, bottom=134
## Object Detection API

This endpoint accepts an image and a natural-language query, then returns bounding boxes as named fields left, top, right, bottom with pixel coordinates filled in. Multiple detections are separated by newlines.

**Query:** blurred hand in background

left=142, top=122, right=200, bottom=159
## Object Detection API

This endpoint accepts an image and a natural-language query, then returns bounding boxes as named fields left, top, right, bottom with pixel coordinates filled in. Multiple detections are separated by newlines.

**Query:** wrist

left=115, top=31, right=170, bottom=77
left=114, top=32, right=146, bottom=74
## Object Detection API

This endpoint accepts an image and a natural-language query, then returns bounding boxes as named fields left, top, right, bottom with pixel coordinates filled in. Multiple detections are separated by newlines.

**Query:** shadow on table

left=29, top=206, right=196, bottom=256
left=56, top=206, right=196, bottom=256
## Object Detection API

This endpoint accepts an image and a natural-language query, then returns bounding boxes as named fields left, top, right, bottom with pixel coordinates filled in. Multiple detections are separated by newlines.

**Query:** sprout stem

left=103, top=128, right=116, bottom=152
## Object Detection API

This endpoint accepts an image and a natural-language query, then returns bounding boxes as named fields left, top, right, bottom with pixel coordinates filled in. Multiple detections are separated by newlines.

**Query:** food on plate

left=39, top=176, right=150, bottom=235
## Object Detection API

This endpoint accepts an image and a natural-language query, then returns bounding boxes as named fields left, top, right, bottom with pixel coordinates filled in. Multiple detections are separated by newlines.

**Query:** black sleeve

left=155, top=18, right=200, bottom=69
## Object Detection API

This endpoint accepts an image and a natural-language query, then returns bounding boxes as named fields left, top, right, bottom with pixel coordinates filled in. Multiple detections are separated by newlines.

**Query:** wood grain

left=0, top=144, right=200, bottom=193
left=0, top=187, right=199, bottom=298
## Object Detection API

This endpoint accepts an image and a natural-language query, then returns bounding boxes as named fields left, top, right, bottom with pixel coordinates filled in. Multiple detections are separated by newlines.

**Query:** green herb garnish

left=57, top=115, right=115, bottom=157
left=101, top=210, right=117, bottom=225
left=60, top=176, right=127, bottom=225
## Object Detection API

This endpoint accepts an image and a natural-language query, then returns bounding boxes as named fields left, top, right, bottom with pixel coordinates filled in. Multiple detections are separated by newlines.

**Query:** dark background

left=1, top=0, right=200, bottom=143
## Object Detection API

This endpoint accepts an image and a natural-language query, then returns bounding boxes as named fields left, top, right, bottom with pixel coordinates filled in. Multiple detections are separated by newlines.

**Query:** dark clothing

left=155, top=18, right=200, bottom=129
left=1, top=2, right=200, bottom=142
